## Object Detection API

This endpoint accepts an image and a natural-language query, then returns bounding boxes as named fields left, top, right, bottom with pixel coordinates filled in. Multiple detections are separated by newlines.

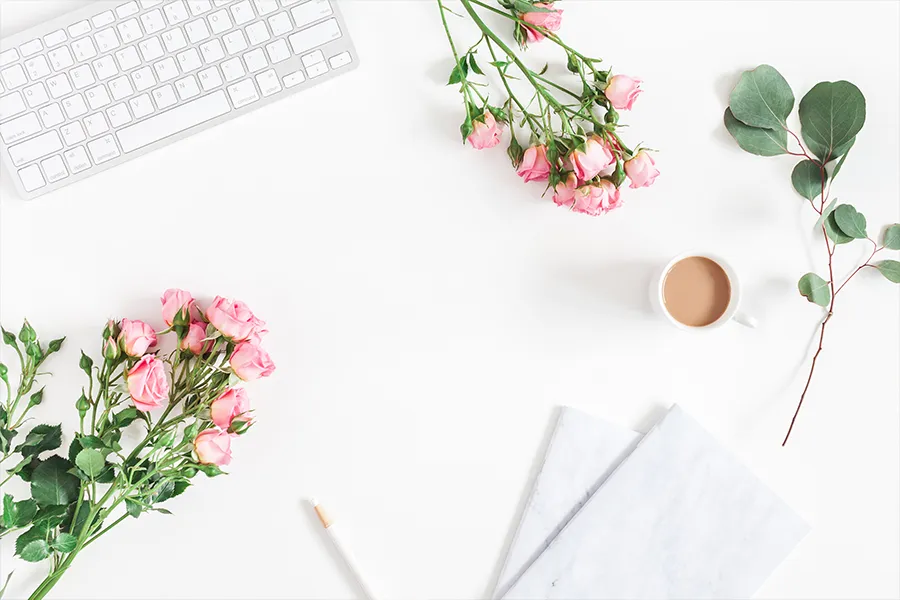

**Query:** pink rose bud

left=554, top=180, right=622, bottom=216
left=229, top=341, right=276, bottom=382
left=521, top=3, right=563, bottom=43
left=160, top=288, right=194, bottom=327
left=624, top=151, right=659, bottom=188
left=205, top=296, right=267, bottom=342
left=117, top=318, right=157, bottom=358
left=467, top=111, right=502, bottom=150
left=605, top=75, right=643, bottom=111
left=180, top=322, right=212, bottom=355
left=103, top=338, right=120, bottom=361
left=552, top=172, right=579, bottom=208
left=595, top=179, right=623, bottom=213
left=517, top=144, right=552, bottom=182
left=569, top=135, right=615, bottom=181
left=193, top=429, right=232, bottom=466
left=126, top=355, right=169, bottom=412
left=210, top=387, right=251, bottom=431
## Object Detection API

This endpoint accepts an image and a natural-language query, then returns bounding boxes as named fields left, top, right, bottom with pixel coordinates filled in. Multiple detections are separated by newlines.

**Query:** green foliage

left=14, top=521, right=50, bottom=561
left=723, top=108, right=787, bottom=156
left=831, top=139, right=854, bottom=180
left=468, top=53, right=484, bottom=76
left=14, top=424, right=61, bottom=458
left=728, top=65, right=794, bottom=130
left=447, top=56, right=468, bottom=85
left=51, top=532, right=77, bottom=553
left=883, top=225, right=900, bottom=250
left=833, top=204, right=867, bottom=239
left=0, top=428, right=14, bottom=454
left=799, top=81, right=866, bottom=163
left=19, top=539, right=50, bottom=562
left=791, top=160, right=826, bottom=201
left=75, top=448, right=106, bottom=478
left=824, top=212, right=853, bottom=245
left=30, top=456, right=79, bottom=507
left=125, top=498, right=142, bottom=518
left=114, top=407, right=140, bottom=428
left=798, top=273, right=831, bottom=307
left=2, top=494, right=38, bottom=529
left=32, top=505, right=68, bottom=528
left=877, top=260, right=900, bottom=283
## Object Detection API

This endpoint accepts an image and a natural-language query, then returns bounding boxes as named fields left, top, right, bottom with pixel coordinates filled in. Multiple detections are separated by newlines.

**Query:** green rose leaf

left=883, top=225, right=900, bottom=250
left=791, top=160, right=826, bottom=201
left=825, top=212, right=853, bottom=244
left=50, top=532, right=77, bottom=553
left=33, top=504, right=68, bottom=528
left=834, top=204, right=867, bottom=239
left=877, top=260, right=900, bottom=283
left=14, top=521, right=50, bottom=559
left=447, top=56, right=468, bottom=85
left=1, top=493, right=14, bottom=528
left=14, top=424, right=62, bottom=458
left=0, top=428, right=14, bottom=455
left=799, top=81, right=866, bottom=163
left=729, top=65, right=794, bottom=130
left=114, top=407, right=140, bottom=428
left=468, top=53, right=484, bottom=76
left=3, top=496, right=39, bottom=529
left=723, top=108, right=788, bottom=156
left=125, top=498, right=143, bottom=519
left=172, top=480, right=190, bottom=498
left=798, top=273, right=831, bottom=307
left=30, top=456, right=79, bottom=507
left=153, top=479, right=176, bottom=503
left=19, top=539, right=51, bottom=562
left=75, top=448, right=105, bottom=479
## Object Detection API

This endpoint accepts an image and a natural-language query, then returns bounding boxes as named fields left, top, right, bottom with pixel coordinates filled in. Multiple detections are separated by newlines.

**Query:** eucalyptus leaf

left=799, top=81, right=866, bottom=162
left=834, top=204, right=867, bottom=239
left=30, top=456, right=79, bottom=507
left=75, top=448, right=105, bottom=479
left=882, top=225, right=900, bottom=250
left=798, top=273, right=831, bottom=307
left=791, top=160, right=826, bottom=201
left=830, top=138, right=854, bottom=180
left=729, top=65, right=794, bottom=130
left=723, top=108, right=788, bottom=156
left=825, top=212, right=853, bottom=244
left=814, top=198, right=839, bottom=232
left=877, top=260, right=900, bottom=283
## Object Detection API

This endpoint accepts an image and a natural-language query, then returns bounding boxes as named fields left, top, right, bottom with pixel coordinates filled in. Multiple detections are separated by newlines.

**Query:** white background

left=1, top=1, right=898, bottom=598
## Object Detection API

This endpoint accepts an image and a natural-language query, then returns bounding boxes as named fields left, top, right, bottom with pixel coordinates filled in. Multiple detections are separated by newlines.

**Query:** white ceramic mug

left=650, top=251, right=758, bottom=330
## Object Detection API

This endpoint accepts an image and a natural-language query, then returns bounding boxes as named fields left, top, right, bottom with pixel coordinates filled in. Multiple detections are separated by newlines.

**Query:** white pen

left=310, top=498, right=378, bottom=600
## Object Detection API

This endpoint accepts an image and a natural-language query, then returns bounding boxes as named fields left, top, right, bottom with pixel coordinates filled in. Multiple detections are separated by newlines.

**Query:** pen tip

left=309, top=497, right=319, bottom=507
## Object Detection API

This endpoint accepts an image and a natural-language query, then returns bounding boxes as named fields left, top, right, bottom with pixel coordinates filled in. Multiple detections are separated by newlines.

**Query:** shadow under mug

left=650, top=251, right=758, bottom=330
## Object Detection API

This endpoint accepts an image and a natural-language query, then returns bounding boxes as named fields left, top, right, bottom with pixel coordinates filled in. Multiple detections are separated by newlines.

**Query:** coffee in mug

left=662, top=256, right=732, bottom=327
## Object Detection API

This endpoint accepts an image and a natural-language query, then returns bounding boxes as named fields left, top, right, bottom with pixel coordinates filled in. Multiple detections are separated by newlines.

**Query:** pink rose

left=193, top=429, right=232, bottom=466
left=605, top=75, right=643, bottom=111
left=206, top=296, right=266, bottom=342
left=552, top=172, right=578, bottom=208
left=180, top=322, right=212, bottom=355
left=210, top=387, right=251, bottom=430
left=517, top=144, right=551, bottom=182
left=229, top=341, right=276, bottom=381
left=554, top=180, right=621, bottom=216
left=118, top=318, right=157, bottom=358
left=569, top=136, right=615, bottom=181
left=127, top=355, right=169, bottom=412
left=160, top=288, right=194, bottom=327
left=624, top=151, right=659, bottom=188
left=467, top=111, right=502, bottom=150
left=521, top=3, right=563, bottom=43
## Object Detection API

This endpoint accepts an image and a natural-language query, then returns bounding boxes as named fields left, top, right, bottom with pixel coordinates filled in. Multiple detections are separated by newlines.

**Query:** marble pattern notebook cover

left=492, top=407, right=641, bottom=599
left=502, top=405, right=810, bottom=600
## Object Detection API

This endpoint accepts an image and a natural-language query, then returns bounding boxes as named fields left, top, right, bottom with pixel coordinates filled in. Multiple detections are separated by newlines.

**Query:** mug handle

left=733, top=310, right=758, bottom=329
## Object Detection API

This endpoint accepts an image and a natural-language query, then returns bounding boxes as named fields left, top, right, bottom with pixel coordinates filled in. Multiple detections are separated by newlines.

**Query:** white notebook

left=499, top=405, right=810, bottom=600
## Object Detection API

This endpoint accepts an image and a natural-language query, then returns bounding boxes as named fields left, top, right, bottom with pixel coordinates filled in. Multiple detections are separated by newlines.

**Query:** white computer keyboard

left=0, top=0, right=357, bottom=199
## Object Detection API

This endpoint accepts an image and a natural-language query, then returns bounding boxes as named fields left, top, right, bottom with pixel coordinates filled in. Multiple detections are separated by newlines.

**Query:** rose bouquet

left=0, top=290, right=275, bottom=599
left=438, top=0, right=658, bottom=215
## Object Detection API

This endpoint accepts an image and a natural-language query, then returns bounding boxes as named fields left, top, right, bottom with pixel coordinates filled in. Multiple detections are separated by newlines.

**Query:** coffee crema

left=663, top=256, right=732, bottom=327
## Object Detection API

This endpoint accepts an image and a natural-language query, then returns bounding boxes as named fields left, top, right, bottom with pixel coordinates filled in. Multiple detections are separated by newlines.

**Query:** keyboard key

left=18, top=164, right=46, bottom=192
left=131, top=66, right=156, bottom=91
left=64, top=146, right=92, bottom=173
left=291, top=0, right=332, bottom=28
left=117, top=89, right=229, bottom=152
left=154, top=57, right=178, bottom=81
left=152, top=84, right=177, bottom=108
left=0, top=92, right=26, bottom=119
left=289, top=18, right=341, bottom=55
left=109, top=75, right=134, bottom=101
left=87, top=134, right=121, bottom=164
left=92, top=56, right=119, bottom=80
left=86, top=85, right=112, bottom=110
left=176, top=48, right=202, bottom=72
left=223, top=30, right=248, bottom=55
left=141, top=9, right=167, bottom=35
left=70, top=65, right=96, bottom=90
left=185, top=18, right=211, bottom=43
left=129, top=93, right=154, bottom=118
left=115, top=46, right=142, bottom=71
left=254, top=0, right=278, bottom=16
left=139, top=37, right=165, bottom=61
left=118, top=19, right=144, bottom=44
left=2, top=65, right=28, bottom=89
left=243, top=48, right=267, bottom=72
left=94, top=28, right=121, bottom=53
left=230, top=0, right=255, bottom=25
left=198, top=66, right=222, bottom=90
left=72, top=37, right=98, bottom=61
left=9, top=130, right=63, bottom=166
left=255, top=69, right=280, bottom=97
left=61, top=94, right=87, bottom=119
left=175, top=75, right=200, bottom=99
left=44, top=30, right=67, bottom=48
left=92, top=11, right=116, bottom=28
left=164, top=0, right=191, bottom=25
left=246, top=21, right=270, bottom=46
left=68, top=21, right=91, bottom=38
left=301, top=50, right=324, bottom=68
left=116, top=1, right=140, bottom=18
left=281, top=0, right=302, bottom=5
left=307, top=62, right=327, bottom=78
left=85, top=112, right=110, bottom=136
left=0, top=112, right=41, bottom=144
left=329, top=51, right=351, bottom=69
left=39, top=103, right=65, bottom=126
left=282, top=70, right=304, bottom=87
left=265, top=39, right=290, bottom=63
left=49, top=47, right=75, bottom=71
left=163, top=28, right=188, bottom=52
left=220, top=57, right=244, bottom=82
left=23, top=82, right=49, bottom=107
left=41, top=155, right=68, bottom=183
left=226, top=78, right=259, bottom=108
left=188, top=0, right=213, bottom=15
left=140, top=0, right=164, bottom=7
left=0, top=49, right=19, bottom=67
left=107, top=103, right=133, bottom=126
left=46, top=74, right=72, bottom=99
left=25, top=56, right=51, bottom=80
left=61, top=121, right=87, bottom=145
left=20, top=39, right=44, bottom=57
left=200, top=39, right=225, bottom=63
left=268, top=12, right=292, bottom=37
left=208, top=9, right=233, bottom=34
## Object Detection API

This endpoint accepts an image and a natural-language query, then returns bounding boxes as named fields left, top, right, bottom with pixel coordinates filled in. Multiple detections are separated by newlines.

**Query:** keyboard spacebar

left=116, top=91, right=231, bottom=153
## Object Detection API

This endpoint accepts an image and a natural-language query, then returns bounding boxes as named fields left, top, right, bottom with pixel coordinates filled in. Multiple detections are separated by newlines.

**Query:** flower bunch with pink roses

left=0, top=291, right=274, bottom=599
left=438, top=0, right=658, bottom=215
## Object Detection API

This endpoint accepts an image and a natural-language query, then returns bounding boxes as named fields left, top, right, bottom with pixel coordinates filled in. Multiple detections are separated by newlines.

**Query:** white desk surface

left=1, top=1, right=898, bottom=598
